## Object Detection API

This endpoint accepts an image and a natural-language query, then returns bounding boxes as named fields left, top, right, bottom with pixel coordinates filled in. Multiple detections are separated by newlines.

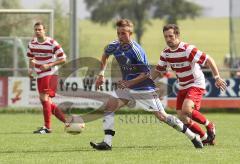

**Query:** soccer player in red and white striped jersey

left=27, top=22, right=67, bottom=134
left=152, top=24, right=227, bottom=145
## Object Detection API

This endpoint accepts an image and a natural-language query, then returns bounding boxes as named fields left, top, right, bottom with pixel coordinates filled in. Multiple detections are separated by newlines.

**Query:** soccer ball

left=65, top=122, right=85, bottom=135
left=65, top=115, right=85, bottom=135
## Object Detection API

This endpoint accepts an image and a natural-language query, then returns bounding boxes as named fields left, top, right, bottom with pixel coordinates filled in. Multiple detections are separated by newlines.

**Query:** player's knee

left=39, top=93, right=49, bottom=102
left=177, top=113, right=188, bottom=124
left=181, top=106, right=192, bottom=116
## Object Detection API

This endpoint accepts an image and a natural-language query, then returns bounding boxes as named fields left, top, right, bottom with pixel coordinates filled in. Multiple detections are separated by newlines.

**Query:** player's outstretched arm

left=205, top=56, right=227, bottom=91
left=118, top=72, right=150, bottom=89
left=95, top=54, right=109, bottom=90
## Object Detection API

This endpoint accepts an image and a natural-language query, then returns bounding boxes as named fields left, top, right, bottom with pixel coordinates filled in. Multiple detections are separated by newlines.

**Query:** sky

left=21, top=0, right=90, bottom=19
left=21, top=0, right=229, bottom=19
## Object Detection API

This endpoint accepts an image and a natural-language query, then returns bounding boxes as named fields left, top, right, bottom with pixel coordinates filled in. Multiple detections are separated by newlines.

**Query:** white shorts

left=115, top=89, right=165, bottom=112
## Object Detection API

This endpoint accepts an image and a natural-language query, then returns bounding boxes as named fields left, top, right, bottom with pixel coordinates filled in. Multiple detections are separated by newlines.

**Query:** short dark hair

left=163, top=24, right=180, bottom=35
left=34, top=22, right=45, bottom=29
left=116, top=19, right=134, bottom=33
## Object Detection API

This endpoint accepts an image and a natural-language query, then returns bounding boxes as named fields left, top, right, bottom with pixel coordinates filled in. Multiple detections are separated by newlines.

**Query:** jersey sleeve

left=186, top=45, right=208, bottom=66
left=156, top=52, right=167, bottom=73
left=53, top=40, right=66, bottom=60
left=104, top=41, right=118, bottom=56
left=132, top=45, right=150, bottom=73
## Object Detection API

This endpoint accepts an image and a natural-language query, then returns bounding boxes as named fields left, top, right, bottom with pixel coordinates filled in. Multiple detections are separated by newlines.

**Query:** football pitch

left=0, top=113, right=239, bottom=163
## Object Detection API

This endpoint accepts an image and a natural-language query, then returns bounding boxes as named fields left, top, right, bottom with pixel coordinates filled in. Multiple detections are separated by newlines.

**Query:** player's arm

left=28, top=59, right=35, bottom=78
left=118, top=72, right=150, bottom=89
left=205, top=56, right=227, bottom=91
left=39, top=57, right=66, bottom=71
left=151, top=68, right=164, bottom=81
left=40, top=41, right=66, bottom=71
left=27, top=44, right=35, bottom=78
left=48, top=58, right=66, bottom=67
left=95, top=53, right=109, bottom=90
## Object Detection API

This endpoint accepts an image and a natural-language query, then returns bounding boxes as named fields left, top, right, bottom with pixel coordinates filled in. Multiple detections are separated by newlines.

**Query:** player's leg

left=33, top=92, right=52, bottom=134
left=133, top=90, right=203, bottom=148
left=51, top=103, right=66, bottom=123
left=48, top=75, right=66, bottom=123
left=176, top=88, right=208, bottom=141
left=33, top=76, right=53, bottom=134
left=153, top=110, right=203, bottom=148
left=90, top=96, right=128, bottom=150
left=188, top=88, right=216, bottom=145
left=181, top=87, right=215, bottom=145
left=180, top=99, right=207, bottom=141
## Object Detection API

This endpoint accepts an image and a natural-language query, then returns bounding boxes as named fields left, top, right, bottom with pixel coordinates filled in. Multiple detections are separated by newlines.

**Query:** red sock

left=186, top=121, right=205, bottom=138
left=41, top=101, right=52, bottom=129
left=191, top=110, right=207, bottom=125
left=51, top=103, right=66, bottom=123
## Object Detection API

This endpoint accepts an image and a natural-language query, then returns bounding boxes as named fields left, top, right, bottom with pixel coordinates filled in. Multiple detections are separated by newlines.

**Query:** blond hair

left=116, top=19, right=134, bottom=33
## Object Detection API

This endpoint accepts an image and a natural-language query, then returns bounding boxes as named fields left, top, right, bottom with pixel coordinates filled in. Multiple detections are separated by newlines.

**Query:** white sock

left=204, top=120, right=210, bottom=126
left=104, top=135, right=113, bottom=146
left=103, top=112, right=114, bottom=146
left=166, top=115, right=195, bottom=140
left=201, top=133, right=208, bottom=141
left=103, top=112, right=114, bottom=130
left=184, top=128, right=196, bottom=140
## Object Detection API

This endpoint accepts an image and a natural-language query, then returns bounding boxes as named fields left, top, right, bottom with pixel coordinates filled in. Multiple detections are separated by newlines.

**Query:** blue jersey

left=104, top=40, right=155, bottom=90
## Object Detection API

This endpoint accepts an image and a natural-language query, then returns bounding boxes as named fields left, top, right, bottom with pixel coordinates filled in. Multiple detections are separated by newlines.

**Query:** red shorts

left=176, top=87, right=205, bottom=111
left=37, top=75, right=58, bottom=97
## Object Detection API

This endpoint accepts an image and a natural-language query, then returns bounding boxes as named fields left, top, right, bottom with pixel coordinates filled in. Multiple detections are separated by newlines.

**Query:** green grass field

left=0, top=113, right=239, bottom=164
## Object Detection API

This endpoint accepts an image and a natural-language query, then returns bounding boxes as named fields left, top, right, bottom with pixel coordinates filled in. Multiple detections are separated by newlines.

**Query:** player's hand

left=29, top=60, right=36, bottom=68
left=117, top=80, right=130, bottom=89
left=28, top=69, right=34, bottom=79
left=39, top=64, right=51, bottom=71
left=215, top=77, right=227, bottom=91
left=95, top=75, right=104, bottom=90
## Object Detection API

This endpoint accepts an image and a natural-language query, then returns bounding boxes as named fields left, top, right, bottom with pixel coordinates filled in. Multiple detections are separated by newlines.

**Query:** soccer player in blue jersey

left=90, top=19, right=203, bottom=150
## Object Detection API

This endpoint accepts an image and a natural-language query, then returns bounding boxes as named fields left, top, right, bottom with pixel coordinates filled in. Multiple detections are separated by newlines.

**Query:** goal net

left=0, top=9, right=54, bottom=76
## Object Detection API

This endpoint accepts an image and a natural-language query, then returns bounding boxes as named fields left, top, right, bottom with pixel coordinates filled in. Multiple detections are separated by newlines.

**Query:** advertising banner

left=8, top=77, right=240, bottom=109
left=7, top=77, right=168, bottom=109
left=167, top=78, right=240, bottom=108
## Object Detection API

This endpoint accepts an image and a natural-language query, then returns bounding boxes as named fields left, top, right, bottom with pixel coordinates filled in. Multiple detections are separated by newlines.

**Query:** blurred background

left=0, top=0, right=239, bottom=109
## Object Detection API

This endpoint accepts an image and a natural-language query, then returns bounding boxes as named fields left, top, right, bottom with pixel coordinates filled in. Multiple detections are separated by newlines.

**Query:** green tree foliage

left=0, top=0, right=23, bottom=76
left=0, top=0, right=22, bottom=36
left=84, top=0, right=202, bottom=44
left=153, top=0, right=202, bottom=24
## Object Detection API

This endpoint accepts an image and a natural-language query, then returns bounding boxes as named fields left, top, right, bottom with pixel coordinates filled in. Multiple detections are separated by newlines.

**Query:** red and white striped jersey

left=27, top=37, right=66, bottom=78
left=156, top=42, right=208, bottom=90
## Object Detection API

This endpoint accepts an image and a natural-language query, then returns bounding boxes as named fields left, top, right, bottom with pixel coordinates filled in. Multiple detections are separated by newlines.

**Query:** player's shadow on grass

left=114, top=145, right=182, bottom=150
left=0, top=148, right=93, bottom=154
left=0, top=132, right=32, bottom=135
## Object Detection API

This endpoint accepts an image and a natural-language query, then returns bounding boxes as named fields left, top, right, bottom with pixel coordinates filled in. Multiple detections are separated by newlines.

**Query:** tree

left=153, top=0, right=202, bottom=24
left=0, top=0, right=23, bottom=76
left=0, top=0, right=22, bottom=36
left=84, top=0, right=202, bottom=44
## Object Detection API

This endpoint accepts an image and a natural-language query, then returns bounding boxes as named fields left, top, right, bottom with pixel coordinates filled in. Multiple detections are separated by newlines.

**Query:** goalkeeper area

left=0, top=113, right=240, bottom=163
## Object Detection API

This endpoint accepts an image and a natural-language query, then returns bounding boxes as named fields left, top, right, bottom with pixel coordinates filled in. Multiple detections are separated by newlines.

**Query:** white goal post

left=0, top=9, right=54, bottom=37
